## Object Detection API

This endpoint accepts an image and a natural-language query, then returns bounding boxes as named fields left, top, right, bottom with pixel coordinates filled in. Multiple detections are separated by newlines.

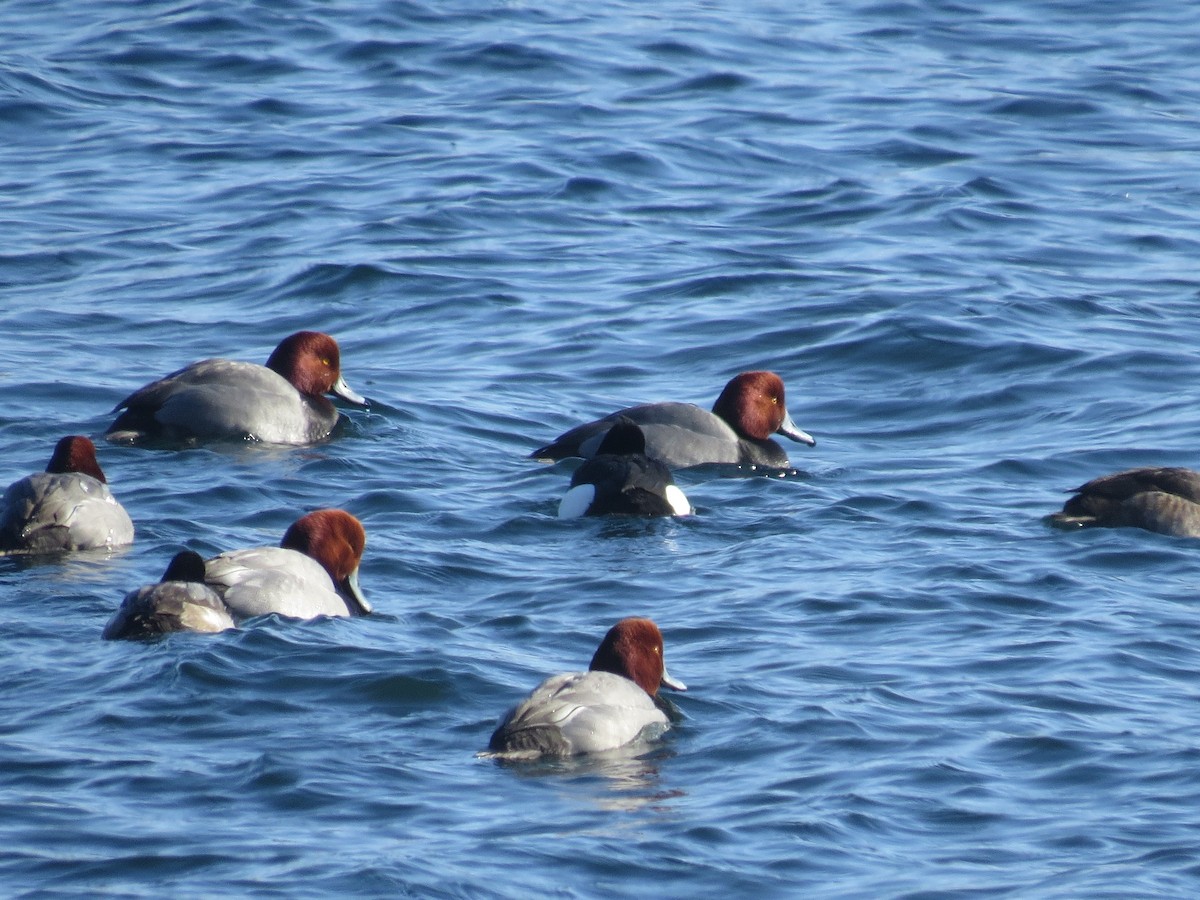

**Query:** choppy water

left=4, top=0, right=1200, bottom=895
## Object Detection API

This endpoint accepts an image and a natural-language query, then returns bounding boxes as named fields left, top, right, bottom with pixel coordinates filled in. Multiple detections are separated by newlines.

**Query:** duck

left=488, top=617, right=686, bottom=758
left=531, top=371, right=814, bottom=469
left=1050, top=467, right=1200, bottom=537
left=103, top=550, right=235, bottom=639
left=203, top=509, right=371, bottom=620
left=0, top=435, right=134, bottom=554
left=557, top=419, right=691, bottom=518
left=107, top=330, right=368, bottom=445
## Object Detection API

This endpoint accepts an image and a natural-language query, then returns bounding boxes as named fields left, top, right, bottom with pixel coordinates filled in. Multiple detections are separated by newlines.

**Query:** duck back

left=489, top=670, right=669, bottom=757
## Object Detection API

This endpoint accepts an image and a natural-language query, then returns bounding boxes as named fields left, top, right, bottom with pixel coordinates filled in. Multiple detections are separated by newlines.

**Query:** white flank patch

left=558, top=484, right=596, bottom=519
left=665, top=484, right=691, bottom=517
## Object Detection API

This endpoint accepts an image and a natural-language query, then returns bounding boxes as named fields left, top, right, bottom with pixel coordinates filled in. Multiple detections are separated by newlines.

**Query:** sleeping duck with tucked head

left=1050, top=467, right=1200, bottom=537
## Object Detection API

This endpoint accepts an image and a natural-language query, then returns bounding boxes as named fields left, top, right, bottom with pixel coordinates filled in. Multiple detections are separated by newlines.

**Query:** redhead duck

left=532, top=371, right=814, bottom=469
left=107, top=331, right=367, bottom=445
left=1051, top=467, right=1200, bottom=537
left=0, top=436, right=134, bottom=554
left=103, top=550, right=235, bottom=639
left=558, top=419, right=691, bottom=518
left=204, top=509, right=370, bottom=620
left=488, top=617, right=686, bottom=758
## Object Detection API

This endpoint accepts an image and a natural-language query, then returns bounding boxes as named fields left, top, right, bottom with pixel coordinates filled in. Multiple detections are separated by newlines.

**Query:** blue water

left=4, top=0, right=1200, bottom=895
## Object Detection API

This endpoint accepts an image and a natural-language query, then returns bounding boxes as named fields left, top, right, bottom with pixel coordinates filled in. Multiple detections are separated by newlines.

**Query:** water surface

left=3, top=0, right=1200, bottom=895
